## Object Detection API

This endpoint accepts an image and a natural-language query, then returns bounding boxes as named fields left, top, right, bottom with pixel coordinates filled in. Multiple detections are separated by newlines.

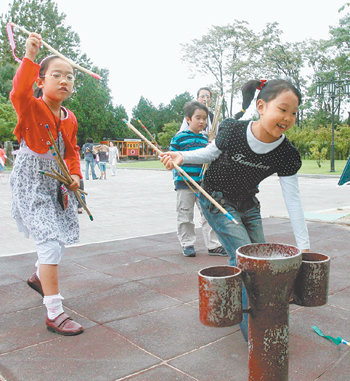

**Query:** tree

left=0, top=95, right=17, bottom=142
left=157, top=121, right=179, bottom=149
left=131, top=97, right=159, bottom=136
left=0, top=0, right=81, bottom=65
left=0, top=63, right=17, bottom=98
left=0, top=0, right=127, bottom=147
left=182, top=21, right=257, bottom=118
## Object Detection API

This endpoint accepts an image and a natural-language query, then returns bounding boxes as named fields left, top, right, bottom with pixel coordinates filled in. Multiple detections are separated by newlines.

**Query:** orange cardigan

left=10, top=58, right=82, bottom=178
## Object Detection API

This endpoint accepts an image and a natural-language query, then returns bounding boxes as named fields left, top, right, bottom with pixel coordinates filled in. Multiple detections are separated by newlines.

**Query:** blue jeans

left=199, top=192, right=265, bottom=341
left=85, top=158, right=97, bottom=180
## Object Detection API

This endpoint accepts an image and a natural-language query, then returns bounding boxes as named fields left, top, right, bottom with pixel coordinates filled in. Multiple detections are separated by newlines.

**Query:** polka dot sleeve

left=215, top=118, right=238, bottom=151
left=277, top=145, right=302, bottom=177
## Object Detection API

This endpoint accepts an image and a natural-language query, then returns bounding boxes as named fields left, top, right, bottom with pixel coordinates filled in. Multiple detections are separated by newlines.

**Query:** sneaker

left=182, top=245, right=196, bottom=257
left=208, top=246, right=228, bottom=256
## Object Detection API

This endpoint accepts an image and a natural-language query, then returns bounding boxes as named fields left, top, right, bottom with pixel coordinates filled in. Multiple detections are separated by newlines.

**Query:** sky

left=48, top=0, right=348, bottom=117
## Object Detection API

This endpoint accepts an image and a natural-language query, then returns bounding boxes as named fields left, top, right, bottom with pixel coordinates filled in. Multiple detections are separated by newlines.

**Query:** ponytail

left=234, top=80, right=266, bottom=120
left=234, top=79, right=301, bottom=119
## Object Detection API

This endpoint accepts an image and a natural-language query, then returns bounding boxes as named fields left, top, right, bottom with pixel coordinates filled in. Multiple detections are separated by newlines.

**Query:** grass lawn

left=4, top=159, right=346, bottom=176
left=117, top=160, right=164, bottom=170
left=299, top=160, right=346, bottom=176
left=116, top=159, right=346, bottom=176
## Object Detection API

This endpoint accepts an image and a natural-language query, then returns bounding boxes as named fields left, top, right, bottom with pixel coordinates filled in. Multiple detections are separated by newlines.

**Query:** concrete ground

left=0, top=166, right=349, bottom=380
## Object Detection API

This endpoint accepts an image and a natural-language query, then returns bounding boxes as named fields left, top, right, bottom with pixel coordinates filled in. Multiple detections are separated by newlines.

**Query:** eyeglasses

left=44, top=72, right=75, bottom=82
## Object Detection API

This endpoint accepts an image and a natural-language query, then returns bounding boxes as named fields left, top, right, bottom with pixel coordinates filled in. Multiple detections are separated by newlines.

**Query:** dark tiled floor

left=0, top=218, right=349, bottom=381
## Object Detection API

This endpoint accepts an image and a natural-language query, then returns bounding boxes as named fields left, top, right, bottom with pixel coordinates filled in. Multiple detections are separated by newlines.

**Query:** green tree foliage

left=0, top=63, right=16, bottom=98
left=131, top=97, right=159, bottom=136
left=0, top=0, right=128, bottom=148
left=0, top=0, right=81, bottom=65
left=0, top=95, right=17, bottom=141
left=157, top=121, right=179, bottom=148
left=131, top=92, right=192, bottom=144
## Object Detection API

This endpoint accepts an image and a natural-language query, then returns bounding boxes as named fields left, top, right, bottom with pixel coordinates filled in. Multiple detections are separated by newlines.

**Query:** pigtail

left=234, top=79, right=266, bottom=120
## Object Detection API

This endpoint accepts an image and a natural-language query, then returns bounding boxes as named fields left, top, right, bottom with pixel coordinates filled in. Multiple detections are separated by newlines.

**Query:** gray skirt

left=10, top=138, right=79, bottom=246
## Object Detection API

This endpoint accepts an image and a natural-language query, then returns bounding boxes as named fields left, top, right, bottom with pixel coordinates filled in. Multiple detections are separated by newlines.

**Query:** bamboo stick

left=10, top=22, right=100, bottom=80
left=137, top=119, right=156, bottom=142
left=123, top=119, right=238, bottom=224
left=52, top=170, right=88, bottom=195
left=137, top=121, right=197, bottom=196
left=45, top=128, right=93, bottom=220
left=201, top=95, right=224, bottom=177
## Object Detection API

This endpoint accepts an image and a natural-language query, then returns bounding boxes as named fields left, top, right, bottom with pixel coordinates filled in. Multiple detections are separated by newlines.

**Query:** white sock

left=35, top=261, right=40, bottom=279
left=43, top=293, right=64, bottom=320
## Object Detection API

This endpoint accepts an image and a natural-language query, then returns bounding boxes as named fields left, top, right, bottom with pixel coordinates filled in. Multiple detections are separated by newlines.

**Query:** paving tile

left=0, top=306, right=96, bottom=354
left=327, top=286, right=350, bottom=311
left=311, top=239, right=348, bottom=259
left=0, top=254, right=37, bottom=280
left=0, top=273, right=21, bottom=286
left=317, top=351, right=350, bottom=380
left=290, top=304, right=350, bottom=347
left=261, top=233, right=297, bottom=247
left=70, top=250, right=149, bottom=273
left=0, top=280, right=42, bottom=314
left=158, top=253, right=228, bottom=274
left=129, top=244, right=181, bottom=258
left=67, top=240, right=130, bottom=258
left=64, top=281, right=181, bottom=324
left=327, top=256, right=350, bottom=294
left=100, top=257, right=186, bottom=280
left=169, top=332, right=248, bottom=381
left=0, top=325, right=160, bottom=381
left=125, top=364, right=195, bottom=380
left=288, top=333, right=345, bottom=381
left=106, top=304, right=238, bottom=360
left=138, top=273, right=199, bottom=303
left=58, top=269, right=128, bottom=299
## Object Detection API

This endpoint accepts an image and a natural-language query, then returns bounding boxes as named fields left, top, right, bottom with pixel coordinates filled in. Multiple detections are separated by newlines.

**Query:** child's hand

left=160, top=152, right=183, bottom=170
left=25, top=33, right=42, bottom=61
left=68, top=175, right=80, bottom=192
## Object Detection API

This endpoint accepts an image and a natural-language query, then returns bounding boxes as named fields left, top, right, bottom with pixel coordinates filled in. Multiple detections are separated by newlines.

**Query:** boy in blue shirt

left=170, top=101, right=227, bottom=257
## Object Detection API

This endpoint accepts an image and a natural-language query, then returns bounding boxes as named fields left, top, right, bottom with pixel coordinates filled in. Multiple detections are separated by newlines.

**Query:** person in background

left=109, top=141, right=120, bottom=176
left=0, top=143, right=7, bottom=176
left=97, top=144, right=109, bottom=180
left=170, top=101, right=227, bottom=258
left=178, top=87, right=214, bottom=136
left=82, top=137, right=98, bottom=180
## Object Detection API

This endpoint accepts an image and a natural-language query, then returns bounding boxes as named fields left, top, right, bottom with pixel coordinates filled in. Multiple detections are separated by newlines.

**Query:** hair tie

left=241, top=109, right=246, bottom=113
left=257, top=79, right=267, bottom=90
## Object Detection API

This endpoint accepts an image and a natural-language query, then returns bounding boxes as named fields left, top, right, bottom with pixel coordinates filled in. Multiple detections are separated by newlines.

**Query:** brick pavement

left=0, top=218, right=349, bottom=381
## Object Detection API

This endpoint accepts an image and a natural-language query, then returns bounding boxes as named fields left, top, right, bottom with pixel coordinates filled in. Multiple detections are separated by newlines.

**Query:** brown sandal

left=46, top=312, right=84, bottom=336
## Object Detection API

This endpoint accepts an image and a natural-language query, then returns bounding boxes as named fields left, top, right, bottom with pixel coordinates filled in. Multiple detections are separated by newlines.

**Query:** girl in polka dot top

left=161, top=79, right=310, bottom=341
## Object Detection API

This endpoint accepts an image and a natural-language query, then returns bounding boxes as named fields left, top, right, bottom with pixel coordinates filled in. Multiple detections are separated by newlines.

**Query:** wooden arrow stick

left=44, top=125, right=93, bottom=220
left=136, top=118, right=159, bottom=147
left=201, top=95, right=224, bottom=177
left=123, top=119, right=238, bottom=224
left=9, top=22, right=100, bottom=80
